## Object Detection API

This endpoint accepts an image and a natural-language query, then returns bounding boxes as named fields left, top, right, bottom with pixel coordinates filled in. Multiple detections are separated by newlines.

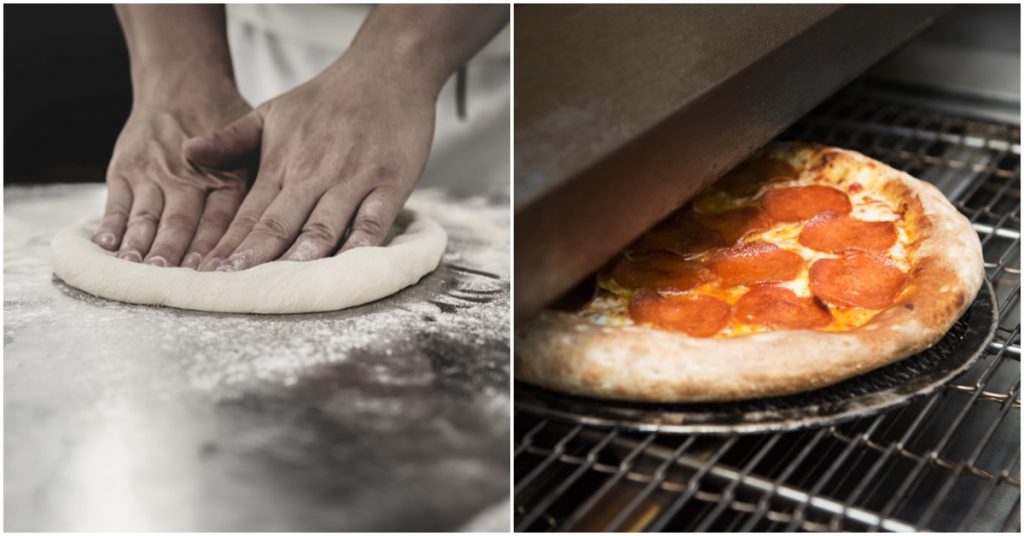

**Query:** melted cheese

left=692, top=189, right=756, bottom=214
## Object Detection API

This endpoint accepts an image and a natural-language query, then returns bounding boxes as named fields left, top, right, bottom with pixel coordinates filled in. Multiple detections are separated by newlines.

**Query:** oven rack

left=514, top=81, right=1021, bottom=532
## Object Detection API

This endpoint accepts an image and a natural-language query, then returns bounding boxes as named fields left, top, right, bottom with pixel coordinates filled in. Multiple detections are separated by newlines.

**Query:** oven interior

left=514, top=10, right=1021, bottom=530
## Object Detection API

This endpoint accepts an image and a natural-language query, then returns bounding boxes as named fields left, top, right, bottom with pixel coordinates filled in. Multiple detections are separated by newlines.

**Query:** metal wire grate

left=514, top=82, right=1021, bottom=532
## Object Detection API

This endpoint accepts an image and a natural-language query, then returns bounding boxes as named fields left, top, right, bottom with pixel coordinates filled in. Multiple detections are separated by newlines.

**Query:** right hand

left=185, top=52, right=439, bottom=273
left=93, top=89, right=255, bottom=269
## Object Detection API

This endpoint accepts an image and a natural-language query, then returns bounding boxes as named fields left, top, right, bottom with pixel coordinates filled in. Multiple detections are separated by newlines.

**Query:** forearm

left=337, top=5, right=508, bottom=96
left=115, top=4, right=238, bottom=106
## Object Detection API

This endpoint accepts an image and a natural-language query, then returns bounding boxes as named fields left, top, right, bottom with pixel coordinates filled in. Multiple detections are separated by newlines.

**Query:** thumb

left=183, top=109, right=263, bottom=169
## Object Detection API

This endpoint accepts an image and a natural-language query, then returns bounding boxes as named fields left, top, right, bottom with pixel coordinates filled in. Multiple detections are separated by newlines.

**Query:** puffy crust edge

left=515, top=144, right=985, bottom=402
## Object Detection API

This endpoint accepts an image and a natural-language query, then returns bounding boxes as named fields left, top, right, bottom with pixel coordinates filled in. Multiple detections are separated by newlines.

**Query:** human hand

left=94, top=87, right=255, bottom=269
left=188, top=54, right=437, bottom=272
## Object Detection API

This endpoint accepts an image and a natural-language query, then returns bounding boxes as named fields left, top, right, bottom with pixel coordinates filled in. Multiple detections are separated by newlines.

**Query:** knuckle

left=335, top=149, right=363, bottom=178
left=252, top=216, right=290, bottom=240
left=233, top=212, right=261, bottom=229
left=301, top=221, right=337, bottom=243
left=106, top=205, right=131, bottom=219
left=352, top=215, right=385, bottom=238
left=291, top=148, right=326, bottom=178
left=129, top=210, right=160, bottom=227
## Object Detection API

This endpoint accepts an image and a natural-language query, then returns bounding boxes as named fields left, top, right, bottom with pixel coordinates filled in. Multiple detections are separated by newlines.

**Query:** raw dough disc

left=51, top=209, right=447, bottom=314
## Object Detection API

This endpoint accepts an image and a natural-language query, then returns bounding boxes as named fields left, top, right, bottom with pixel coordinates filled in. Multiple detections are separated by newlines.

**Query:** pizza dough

left=51, top=209, right=447, bottom=314
left=516, top=143, right=985, bottom=402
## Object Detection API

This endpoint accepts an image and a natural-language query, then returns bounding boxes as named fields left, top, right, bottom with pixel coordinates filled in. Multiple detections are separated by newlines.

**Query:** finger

left=215, top=186, right=316, bottom=272
left=197, top=178, right=281, bottom=271
left=280, top=183, right=364, bottom=261
left=118, top=183, right=165, bottom=262
left=338, top=188, right=403, bottom=253
left=182, top=109, right=263, bottom=169
left=181, top=187, right=246, bottom=269
left=143, top=187, right=205, bottom=267
left=93, top=176, right=133, bottom=251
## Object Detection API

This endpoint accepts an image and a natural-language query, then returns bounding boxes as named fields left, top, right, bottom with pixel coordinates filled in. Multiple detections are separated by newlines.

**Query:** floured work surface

left=4, top=184, right=510, bottom=531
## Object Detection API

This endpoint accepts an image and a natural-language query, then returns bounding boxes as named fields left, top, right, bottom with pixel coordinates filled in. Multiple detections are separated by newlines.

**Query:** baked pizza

left=516, top=143, right=985, bottom=402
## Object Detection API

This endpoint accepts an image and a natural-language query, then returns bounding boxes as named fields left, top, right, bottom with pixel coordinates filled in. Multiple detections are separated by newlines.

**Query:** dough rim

left=51, top=209, right=447, bottom=314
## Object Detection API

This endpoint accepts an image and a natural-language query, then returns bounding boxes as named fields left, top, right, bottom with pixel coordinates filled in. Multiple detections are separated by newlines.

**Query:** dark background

left=5, top=4, right=1015, bottom=187
left=5, top=4, right=131, bottom=184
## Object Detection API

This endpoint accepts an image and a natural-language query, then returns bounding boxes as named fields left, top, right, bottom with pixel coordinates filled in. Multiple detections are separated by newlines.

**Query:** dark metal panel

left=514, top=5, right=947, bottom=319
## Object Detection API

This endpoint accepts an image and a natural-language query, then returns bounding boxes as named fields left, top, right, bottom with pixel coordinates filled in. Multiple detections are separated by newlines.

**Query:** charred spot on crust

left=809, top=152, right=839, bottom=174
left=905, top=303, right=915, bottom=310
left=811, top=149, right=843, bottom=171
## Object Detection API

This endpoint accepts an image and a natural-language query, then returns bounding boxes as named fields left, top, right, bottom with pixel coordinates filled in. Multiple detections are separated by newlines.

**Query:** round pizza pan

left=515, top=280, right=997, bottom=435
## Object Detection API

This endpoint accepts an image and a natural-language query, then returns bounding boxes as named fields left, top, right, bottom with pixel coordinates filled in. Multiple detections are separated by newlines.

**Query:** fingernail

left=216, top=252, right=250, bottom=273
left=145, top=256, right=167, bottom=267
left=119, top=250, right=142, bottom=263
left=95, top=233, right=116, bottom=248
left=182, top=252, right=202, bottom=269
left=285, top=238, right=319, bottom=262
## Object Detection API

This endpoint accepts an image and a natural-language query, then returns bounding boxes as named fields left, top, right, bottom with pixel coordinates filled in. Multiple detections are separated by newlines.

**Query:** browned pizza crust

left=515, top=144, right=985, bottom=402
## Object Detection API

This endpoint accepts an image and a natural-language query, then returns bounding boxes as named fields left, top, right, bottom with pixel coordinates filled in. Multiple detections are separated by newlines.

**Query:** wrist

left=334, top=29, right=453, bottom=98
left=131, top=63, right=242, bottom=111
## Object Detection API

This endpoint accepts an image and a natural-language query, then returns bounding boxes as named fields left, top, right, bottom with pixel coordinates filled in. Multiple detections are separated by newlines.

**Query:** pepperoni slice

left=810, top=249, right=909, bottom=309
left=682, top=206, right=772, bottom=244
left=629, top=290, right=731, bottom=337
left=631, top=220, right=727, bottom=256
left=610, top=252, right=710, bottom=291
left=761, top=185, right=852, bottom=222
left=735, top=286, right=832, bottom=329
left=717, top=158, right=800, bottom=197
left=799, top=212, right=898, bottom=253
left=710, top=241, right=804, bottom=287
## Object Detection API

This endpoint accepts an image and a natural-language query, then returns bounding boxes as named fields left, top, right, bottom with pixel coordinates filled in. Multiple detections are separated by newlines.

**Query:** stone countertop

left=4, top=183, right=510, bottom=531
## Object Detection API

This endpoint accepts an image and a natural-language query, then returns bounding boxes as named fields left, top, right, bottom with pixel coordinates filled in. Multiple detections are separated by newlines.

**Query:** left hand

left=96, top=83, right=254, bottom=269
